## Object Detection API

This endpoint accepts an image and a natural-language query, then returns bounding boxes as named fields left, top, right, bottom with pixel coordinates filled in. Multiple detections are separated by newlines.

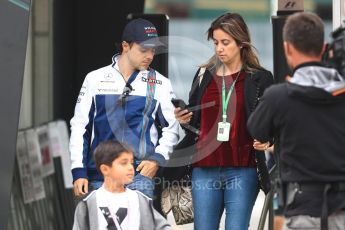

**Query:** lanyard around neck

left=221, top=65, right=241, bottom=122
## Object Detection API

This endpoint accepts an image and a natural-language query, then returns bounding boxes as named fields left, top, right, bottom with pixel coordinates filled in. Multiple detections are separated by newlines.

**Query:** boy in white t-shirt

left=73, top=140, right=172, bottom=230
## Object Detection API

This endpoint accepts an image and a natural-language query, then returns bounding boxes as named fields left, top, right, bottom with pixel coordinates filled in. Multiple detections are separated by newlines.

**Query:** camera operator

left=247, top=12, right=345, bottom=230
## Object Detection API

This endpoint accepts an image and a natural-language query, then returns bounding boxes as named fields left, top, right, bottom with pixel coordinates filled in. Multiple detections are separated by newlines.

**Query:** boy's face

left=102, top=151, right=135, bottom=186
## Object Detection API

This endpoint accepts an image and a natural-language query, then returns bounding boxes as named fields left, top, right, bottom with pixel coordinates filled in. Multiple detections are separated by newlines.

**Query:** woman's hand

left=174, top=107, right=193, bottom=124
left=253, top=139, right=273, bottom=152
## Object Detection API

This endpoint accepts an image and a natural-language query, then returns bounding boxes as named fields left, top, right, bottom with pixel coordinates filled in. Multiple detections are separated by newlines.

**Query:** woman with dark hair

left=174, top=13, right=273, bottom=229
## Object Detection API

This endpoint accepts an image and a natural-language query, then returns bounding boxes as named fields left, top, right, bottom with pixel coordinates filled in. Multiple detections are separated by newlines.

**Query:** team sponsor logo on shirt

left=98, top=88, right=118, bottom=92
left=141, top=77, right=162, bottom=85
left=101, top=74, right=115, bottom=83
left=104, top=73, right=113, bottom=79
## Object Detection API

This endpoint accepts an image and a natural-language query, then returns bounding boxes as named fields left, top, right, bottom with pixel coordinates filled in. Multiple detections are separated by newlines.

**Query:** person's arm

left=251, top=70, right=275, bottom=149
left=247, top=87, right=277, bottom=143
left=175, top=68, right=203, bottom=129
left=69, top=74, right=94, bottom=196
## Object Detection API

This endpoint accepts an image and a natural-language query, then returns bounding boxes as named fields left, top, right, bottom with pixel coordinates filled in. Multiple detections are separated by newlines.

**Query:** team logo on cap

left=144, top=27, right=158, bottom=37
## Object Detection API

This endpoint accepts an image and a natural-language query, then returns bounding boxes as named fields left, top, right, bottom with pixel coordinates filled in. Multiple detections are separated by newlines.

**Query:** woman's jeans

left=192, top=167, right=259, bottom=230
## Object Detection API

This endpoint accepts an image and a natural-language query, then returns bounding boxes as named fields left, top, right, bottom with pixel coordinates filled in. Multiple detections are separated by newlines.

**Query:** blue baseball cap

left=122, top=18, right=165, bottom=48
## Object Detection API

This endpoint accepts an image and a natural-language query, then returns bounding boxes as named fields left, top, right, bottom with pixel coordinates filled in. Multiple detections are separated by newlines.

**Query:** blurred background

left=144, top=0, right=332, bottom=101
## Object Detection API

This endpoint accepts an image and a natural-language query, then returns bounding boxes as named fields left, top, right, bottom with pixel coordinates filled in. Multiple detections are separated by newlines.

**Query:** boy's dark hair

left=283, top=12, right=324, bottom=57
left=93, top=140, right=134, bottom=173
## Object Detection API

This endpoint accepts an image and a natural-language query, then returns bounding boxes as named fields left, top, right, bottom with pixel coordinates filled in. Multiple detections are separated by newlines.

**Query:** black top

left=247, top=63, right=345, bottom=216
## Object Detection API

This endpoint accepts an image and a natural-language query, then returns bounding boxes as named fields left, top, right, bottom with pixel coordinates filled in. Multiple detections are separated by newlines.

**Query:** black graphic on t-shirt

left=116, top=208, right=127, bottom=224
left=99, top=207, right=117, bottom=230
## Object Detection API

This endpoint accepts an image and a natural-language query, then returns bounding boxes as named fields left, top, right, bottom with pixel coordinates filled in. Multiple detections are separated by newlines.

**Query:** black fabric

left=162, top=133, right=196, bottom=183
left=255, top=151, right=271, bottom=194
left=246, top=70, right=275, bottom=194
left=248, top=82, right=345, bottom=183
left=321, top=184, right=331, bottom=230
left=284, top=183, right=345, bottom=220
left=247, top=65, right=345, bottom=216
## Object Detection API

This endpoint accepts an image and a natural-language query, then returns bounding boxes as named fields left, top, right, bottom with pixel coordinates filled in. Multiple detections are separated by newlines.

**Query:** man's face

left=124, top=42, right=155, bottom=71
left=102, top=151, right=135, bottom=186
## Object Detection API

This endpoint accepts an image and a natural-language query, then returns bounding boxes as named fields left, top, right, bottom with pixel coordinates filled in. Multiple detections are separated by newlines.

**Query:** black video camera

left=323, top=25, right=345, bottom=79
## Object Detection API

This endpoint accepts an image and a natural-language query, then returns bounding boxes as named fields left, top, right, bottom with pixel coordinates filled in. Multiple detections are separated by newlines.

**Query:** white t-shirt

left=96, top=186, right=140, bottom=230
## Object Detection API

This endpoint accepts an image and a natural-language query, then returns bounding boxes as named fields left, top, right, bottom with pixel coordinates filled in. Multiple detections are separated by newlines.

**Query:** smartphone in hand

left=171, top=98, right=188, bottom=110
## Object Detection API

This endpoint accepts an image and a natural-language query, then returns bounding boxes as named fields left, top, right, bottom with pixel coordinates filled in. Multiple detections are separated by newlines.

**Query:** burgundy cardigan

left=194, top=71, right=256, bottom=167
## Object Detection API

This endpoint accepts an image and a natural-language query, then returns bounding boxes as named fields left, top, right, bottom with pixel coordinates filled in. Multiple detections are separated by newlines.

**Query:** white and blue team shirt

left=69, top=55, right=179, bottom=182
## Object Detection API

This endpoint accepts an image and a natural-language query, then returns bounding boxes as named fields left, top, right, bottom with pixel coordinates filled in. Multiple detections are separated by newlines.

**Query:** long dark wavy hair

left=202, top=13, right=262, bottom=73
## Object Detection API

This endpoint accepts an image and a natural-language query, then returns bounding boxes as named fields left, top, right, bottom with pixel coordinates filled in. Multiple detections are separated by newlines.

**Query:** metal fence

left=7, top=158, right=75, bottom=230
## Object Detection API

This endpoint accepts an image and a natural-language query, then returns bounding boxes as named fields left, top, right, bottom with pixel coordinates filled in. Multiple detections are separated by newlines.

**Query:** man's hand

left=174, top=107, right=193, bottom=124
left=136, top=160, right=159, bottom=178
left=73, top=178, right=89, bottom=197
